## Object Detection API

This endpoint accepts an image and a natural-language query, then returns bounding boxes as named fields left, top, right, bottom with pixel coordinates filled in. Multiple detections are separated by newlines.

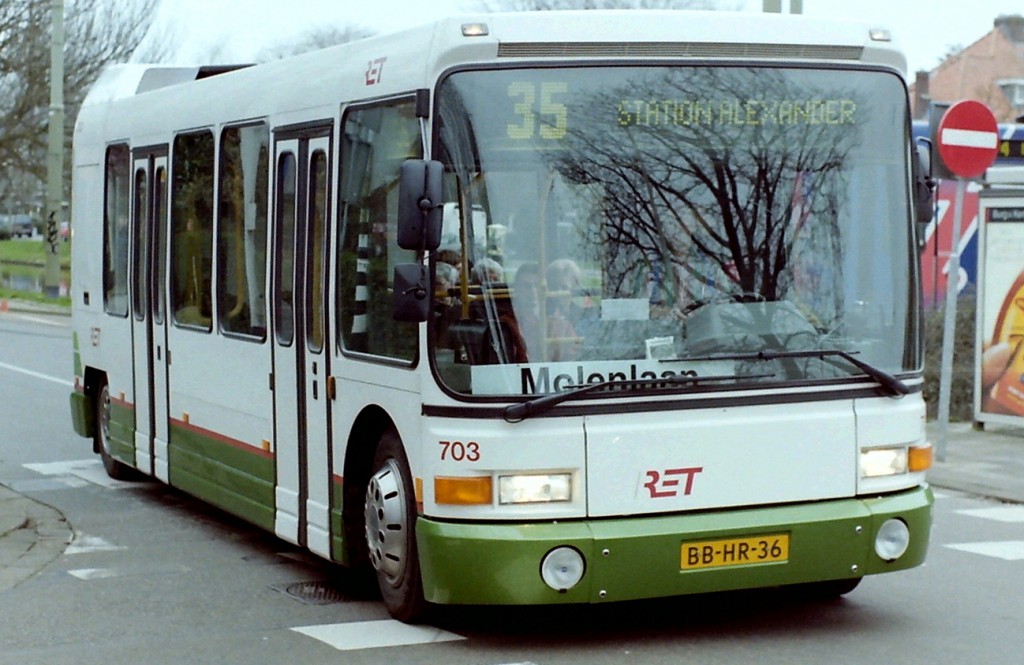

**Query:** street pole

left=43, top=0, right=64, bottom=299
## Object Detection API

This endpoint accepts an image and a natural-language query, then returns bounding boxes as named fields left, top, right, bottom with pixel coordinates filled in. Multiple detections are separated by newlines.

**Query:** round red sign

left=937, top=100, right=999, bottom=179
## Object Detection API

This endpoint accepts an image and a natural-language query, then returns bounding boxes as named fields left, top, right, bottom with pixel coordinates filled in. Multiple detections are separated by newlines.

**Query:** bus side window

left=170, top=130, right=215, bottom=331
left=337, top=97, right=422, bottom=362
left=217, top=123, right=270, bottom=340
left=103, top=144, right=130, bottom=317
left=274, top=152, right=297, bottom=346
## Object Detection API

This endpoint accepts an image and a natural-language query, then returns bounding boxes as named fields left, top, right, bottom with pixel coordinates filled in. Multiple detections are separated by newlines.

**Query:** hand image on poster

left=983, top=263, right=1024, bottom=415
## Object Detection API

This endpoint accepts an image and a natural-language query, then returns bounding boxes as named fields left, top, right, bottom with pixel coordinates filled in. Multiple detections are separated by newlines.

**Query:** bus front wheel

left=364, top=430, right=427, bottom=622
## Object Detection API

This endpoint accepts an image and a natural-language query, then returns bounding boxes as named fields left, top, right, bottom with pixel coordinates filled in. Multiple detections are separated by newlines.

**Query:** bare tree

left=546, top=67, right=859, bottom=316
left=0, top=0, right=161, bottom=213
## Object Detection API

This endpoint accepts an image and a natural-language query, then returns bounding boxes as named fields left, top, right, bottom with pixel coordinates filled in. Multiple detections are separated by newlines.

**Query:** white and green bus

left=69, top=10, right=935, bottom=622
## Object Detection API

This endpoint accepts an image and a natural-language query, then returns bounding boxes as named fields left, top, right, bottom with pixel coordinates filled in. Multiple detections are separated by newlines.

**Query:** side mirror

left=913, top=139, right=936, bottom=227
left=393, top=263, right=430, bottom=322
left=397, top=160, right=443, bottom=251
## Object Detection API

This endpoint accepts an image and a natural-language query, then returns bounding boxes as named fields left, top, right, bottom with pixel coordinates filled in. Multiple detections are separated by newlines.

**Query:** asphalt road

left=1, top=309, right=1022, bottom=665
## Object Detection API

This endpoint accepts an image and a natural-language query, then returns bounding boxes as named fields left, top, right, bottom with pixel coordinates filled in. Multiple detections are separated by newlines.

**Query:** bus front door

left=271, top=133, right=333, bottom=557
left=129, top=149, right=171, bottom=480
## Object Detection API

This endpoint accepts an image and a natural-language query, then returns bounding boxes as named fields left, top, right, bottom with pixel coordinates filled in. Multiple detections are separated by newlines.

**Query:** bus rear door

left=129, top=148, right=171, bottom=480
left=271, top=131, right=334, bottom=557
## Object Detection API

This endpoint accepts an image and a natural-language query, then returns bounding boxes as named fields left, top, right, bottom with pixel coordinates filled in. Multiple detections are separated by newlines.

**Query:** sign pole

left=933, top=99, right=999, bottom=461
left=936, top=177, right=967, bottom=462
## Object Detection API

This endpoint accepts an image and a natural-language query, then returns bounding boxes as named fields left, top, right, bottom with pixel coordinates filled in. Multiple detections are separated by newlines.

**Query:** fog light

left=875, top=518, right=910, bottom=561
left=540, top=546, right=586, bottom=592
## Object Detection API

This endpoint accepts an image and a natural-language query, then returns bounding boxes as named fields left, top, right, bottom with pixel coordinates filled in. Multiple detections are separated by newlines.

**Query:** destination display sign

left=616, top=98, right=857, bottom=128
left=471, top=359, right=735, bottom=396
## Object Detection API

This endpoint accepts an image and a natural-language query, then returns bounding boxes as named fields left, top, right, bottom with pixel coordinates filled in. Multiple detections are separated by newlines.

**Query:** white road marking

left=292, top=619, right=465, bottom=651
left=6, top=312, right=67, bottom=327
left=65, top=533, right=126, bottom=555
left=0, top=360, right=73, bottom=387
left=68, top=563, right=191, bottom=581
left=956, top=506, right=1024, bottom=523
left=945, top=541, right=1024, bottom=561
left=67, top=568, right=119, bottom=580
left=24, top=459, right=138, bottom=490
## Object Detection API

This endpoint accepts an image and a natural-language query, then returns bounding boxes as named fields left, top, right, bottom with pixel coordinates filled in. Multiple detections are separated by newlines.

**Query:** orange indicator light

left=435, top=476, right=493, bottom=505
left=909, top=444, right=933, bottom=472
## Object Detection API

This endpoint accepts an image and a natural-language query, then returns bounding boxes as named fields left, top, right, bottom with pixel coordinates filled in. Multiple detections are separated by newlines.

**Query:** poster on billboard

left=975, top=190, right=1024, bottom=424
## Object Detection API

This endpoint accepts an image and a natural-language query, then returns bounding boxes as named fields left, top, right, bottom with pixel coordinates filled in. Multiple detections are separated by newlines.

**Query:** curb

left=0, top=486, right=72, bottom=592
left=0, top=497, right=28, bottom=541
left=0, top=487, right=29, bottom=539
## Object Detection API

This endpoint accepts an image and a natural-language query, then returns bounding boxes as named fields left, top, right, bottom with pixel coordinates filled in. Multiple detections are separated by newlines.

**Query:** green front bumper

left=417, top=485, right=933, bottom=606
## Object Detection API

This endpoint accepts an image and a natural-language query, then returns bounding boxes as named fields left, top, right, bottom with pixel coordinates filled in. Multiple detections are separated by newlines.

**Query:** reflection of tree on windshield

left=550, top=67, right=861, bottom=324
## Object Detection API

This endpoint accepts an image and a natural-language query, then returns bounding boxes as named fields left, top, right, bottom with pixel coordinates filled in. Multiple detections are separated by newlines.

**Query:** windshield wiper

left=503, top=372, right=768, bottom=423
left=690, top=348, right=911, bottom=397
left=502, top=349, right=908, bottom=423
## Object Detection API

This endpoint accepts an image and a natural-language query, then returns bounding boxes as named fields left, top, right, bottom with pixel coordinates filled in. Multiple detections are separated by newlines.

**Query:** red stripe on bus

left=169, top=416, right=274, bottom=460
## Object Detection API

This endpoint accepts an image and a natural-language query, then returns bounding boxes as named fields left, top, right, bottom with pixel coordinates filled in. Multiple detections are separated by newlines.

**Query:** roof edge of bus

left=82, top=63, right=255, bottom=107
left=416, top=10, right=906, bottom=74
left=83, top=10, right=907, bottom=110
left=433, top=10, right=896, bottom=44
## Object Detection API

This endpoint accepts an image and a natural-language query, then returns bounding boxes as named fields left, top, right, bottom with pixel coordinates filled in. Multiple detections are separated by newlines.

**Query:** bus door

left=271, top=132, right=333, bottom=556
left=129, top=149, right=170, bottom=480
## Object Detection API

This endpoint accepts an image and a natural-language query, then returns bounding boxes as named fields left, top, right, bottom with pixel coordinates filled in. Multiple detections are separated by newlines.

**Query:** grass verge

left=0, top=239, right=72, bottom=308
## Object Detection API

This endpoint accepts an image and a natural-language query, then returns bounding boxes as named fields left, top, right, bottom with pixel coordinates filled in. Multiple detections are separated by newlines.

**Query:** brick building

left=910, top=14, right=1024, bottom=122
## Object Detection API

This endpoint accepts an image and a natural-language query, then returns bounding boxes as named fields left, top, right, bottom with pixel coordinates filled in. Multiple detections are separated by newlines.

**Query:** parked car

left=11, top=217, right=33, bottom=238
left=0, top=214, right=34, bottom=238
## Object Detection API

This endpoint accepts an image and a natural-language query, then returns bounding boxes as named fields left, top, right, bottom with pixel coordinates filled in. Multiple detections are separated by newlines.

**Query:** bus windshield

left=431, top=65, right=918, bottom=397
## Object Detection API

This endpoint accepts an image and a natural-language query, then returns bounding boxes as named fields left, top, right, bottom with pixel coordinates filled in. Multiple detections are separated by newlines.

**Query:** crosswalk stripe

left=292, top=619, right=464, bottom=651
left=944, top=541, right=1024, bottom=561
left=955, top=506, right=1024, bottom=523
left=68, top=568, right=119, bottom=580
left=65, top=533, right=126, bottom=555
left=23, top=459, right=138, bottom=489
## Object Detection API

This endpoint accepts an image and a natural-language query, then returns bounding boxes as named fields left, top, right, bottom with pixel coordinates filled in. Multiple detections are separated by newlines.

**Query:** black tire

left=94, top=379, right=136, bottom=481
left=364, top=429, right=427, bottom=622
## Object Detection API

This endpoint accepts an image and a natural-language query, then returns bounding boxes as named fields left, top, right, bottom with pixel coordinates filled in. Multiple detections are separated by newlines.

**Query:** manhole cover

left=274, top=580, right=350, bottom=605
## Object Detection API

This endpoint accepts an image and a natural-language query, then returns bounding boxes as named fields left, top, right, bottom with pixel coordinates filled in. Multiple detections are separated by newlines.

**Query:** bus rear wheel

left=94, top=380, right=134, bottom=481
left=364, top=430, right=427, bottom=623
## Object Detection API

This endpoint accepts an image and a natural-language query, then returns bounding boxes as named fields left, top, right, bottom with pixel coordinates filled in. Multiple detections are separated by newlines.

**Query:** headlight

left=860, top=447, right=908, bottom=478
left=498, top=473, right=572, bottom=504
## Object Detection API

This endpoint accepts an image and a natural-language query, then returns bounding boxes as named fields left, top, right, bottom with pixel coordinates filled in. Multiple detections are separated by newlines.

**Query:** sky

left=149, top=0, right=1024, bottom=75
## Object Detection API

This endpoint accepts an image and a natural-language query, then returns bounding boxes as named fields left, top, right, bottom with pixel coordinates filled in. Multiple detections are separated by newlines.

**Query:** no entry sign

left=937, top=100, right=999, bottom=179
